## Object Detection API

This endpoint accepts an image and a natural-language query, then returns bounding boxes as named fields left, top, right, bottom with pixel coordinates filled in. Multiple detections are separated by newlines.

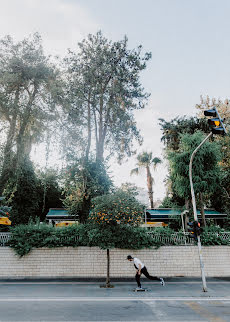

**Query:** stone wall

left=0, top=246, right=229, bottom=278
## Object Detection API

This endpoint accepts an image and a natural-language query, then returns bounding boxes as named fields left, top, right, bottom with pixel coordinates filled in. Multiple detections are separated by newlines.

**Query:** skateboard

left=133, top=288, right=148, bottom=292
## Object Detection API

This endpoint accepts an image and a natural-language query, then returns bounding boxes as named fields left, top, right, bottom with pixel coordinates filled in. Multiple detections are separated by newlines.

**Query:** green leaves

left=8, top=222, right=161, bottom=256
left=63, top=158, right=112, bottom=223
left=167, top=132, right=222, bottom=198
left=8, top=221, right=230, bottom=257
left=65, top=31, right=151, bottom=161
left=89, top=190, right=144, bottom=226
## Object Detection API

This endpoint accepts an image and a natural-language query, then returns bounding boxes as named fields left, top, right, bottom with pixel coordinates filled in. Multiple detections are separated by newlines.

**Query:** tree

left=131, top=152, right=162, bottom=208
left=159, top=116, right=209, bottom=151
left=3, top=157, right=40, bottom=225
left=36, top=169, right=63, bottom=221
left=119, top=182, right=139, bottom=197
left=159, top=116, right=211, bottom=213
left=167, top=132, right=222, bottom=226
left=0, top=33, right=62, bottom=194
left=64, top=31, right=151, bottom=162
left=196, top=97, right=230, bottom=217
left=63, top=158, right=112, bottom=223
left=89, top=190, right=144, bottom=287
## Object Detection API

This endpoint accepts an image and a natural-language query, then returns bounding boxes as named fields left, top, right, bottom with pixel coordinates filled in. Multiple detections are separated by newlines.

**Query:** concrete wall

left=0, top=246, right=229, bottom=278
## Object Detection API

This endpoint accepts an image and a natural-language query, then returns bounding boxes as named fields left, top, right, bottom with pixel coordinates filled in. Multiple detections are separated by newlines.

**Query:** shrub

left=7, top=223, right=230, bottom=257
left=201, top=225, right=230, bottom=246
left=8, top=222, right=162, bottom=256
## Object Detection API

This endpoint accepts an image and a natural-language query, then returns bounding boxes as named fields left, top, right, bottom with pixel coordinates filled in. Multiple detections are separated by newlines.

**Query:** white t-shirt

left=134, top=257, right=144, bottom=269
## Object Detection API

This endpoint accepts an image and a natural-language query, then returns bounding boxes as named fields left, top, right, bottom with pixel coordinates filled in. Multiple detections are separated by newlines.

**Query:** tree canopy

left=64, top=31, right=151, bottom=162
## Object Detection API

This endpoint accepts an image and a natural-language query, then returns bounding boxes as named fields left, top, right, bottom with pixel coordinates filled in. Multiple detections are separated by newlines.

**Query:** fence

left=1, top=231, right=230, bottom=247
left=0, top=233, right=11, bottom=246
left=147, top=231, right=230, bottom=246
left=148, top=232, right=195, bottom=245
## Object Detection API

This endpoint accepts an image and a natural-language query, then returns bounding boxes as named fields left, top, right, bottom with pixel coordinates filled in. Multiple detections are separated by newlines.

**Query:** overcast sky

left=1, top=0, right=230, bottom=201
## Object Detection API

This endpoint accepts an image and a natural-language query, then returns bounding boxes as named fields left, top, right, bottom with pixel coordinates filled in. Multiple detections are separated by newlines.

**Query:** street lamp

left=189, top=105, right=227, bottom=293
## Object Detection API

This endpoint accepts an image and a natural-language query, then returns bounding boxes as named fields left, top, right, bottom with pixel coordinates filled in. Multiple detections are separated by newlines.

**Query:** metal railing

left=0, top=233, right=11, bottom=246
left=147, top=232, right=195, bottom=245
left=147, top=231, right=230, bottom=246
left=1, top=231, right=230, bottom=247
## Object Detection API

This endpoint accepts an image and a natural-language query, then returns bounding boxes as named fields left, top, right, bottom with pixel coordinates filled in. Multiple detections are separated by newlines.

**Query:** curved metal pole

left=189, top=132, right=212, bottom=292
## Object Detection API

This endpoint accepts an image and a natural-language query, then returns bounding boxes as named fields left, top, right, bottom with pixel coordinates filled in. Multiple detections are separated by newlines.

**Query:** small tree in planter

left=89, top=190, right=144, bottom=288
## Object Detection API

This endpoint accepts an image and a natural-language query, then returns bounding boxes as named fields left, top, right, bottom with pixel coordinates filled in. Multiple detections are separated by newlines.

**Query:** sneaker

left=136, top=287, right=144, bottom=291
left=160, top=278, right=165, bottom=286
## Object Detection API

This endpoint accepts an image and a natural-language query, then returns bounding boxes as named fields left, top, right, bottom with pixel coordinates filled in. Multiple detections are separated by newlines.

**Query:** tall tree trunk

left=106, top=249, right=111, bottom=288
left=146, top=165, right=154, bottom=208
left=15, top=86, right=37, bottom=169
left=85, top=93, right=91, bottom=160
left=0, top=89, right=19, bottom=194
left=0, top=114, right=17, bottom=194
left=199, top=192, right=206, bottom=227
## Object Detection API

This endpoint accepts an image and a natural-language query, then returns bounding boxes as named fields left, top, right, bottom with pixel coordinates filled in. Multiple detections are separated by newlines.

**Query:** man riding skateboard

left=127, top=255, right=165, bottom=290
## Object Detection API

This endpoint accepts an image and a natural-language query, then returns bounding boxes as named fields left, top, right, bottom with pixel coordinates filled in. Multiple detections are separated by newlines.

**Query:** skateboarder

left=127, top=255, right=165, bottom=290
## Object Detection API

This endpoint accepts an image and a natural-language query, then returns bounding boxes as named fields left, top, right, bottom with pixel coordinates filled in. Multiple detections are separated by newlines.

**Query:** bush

left=200, top=225, right=230, bottom=246
left=7, top=223, right=230, bottom=257
left=8, top=222, right=163, bottom=256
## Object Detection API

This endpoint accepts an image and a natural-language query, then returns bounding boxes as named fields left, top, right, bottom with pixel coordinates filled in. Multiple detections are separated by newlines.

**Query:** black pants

left=135, top=266, right=160, bottom=287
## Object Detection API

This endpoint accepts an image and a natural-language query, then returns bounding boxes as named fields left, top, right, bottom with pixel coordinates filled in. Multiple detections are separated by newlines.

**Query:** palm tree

left=131, top=152, right=162, bottom=208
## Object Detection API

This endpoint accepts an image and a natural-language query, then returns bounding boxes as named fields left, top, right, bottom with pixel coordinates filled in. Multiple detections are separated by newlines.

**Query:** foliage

left=63, top=158, right=112, bottom=223
left=64, top=31, right=151, bottom=162
left=0, top=205, right=11, bottom=216
left=3, top=157, right=40, bottom=225
left=0, top=33, right=62, bottom=194
left=36, top=169, right=63, bottom=221
left=119, top=182, right=139, bottom=197
left=200, top=225, right=230, bottom=246
left=159, top=116, right=209, bottom=151
left=159, top=195, right=184, bottom=209
left=7, top=221, right=230, bottom=257
left=167, top=132, right=222, bottom=199
left=210, top=136, right=230, bottom=215
left=89, top=190, right=144, bottom=226
left=8, top=222, right=160, bottom=256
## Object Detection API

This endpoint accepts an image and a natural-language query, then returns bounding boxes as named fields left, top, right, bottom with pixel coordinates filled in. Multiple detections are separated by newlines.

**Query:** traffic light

left=204, top=107, right=227, bottom=135
left=194, top=221, right=203, bottom=236
left=187, top=221, right=197, bottom=240
left=187, top=221, right=203, bottom=240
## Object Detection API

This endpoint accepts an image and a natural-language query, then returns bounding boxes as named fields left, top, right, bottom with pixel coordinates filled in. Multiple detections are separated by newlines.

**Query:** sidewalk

left=0, top=277, right=229, bottom=299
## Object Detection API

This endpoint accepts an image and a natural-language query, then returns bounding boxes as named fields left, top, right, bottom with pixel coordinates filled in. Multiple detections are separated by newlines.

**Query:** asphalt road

left=0, top=278, right=230, bottom=321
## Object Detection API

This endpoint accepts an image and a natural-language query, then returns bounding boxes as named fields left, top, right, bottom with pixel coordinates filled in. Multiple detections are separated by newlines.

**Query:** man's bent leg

left=141, top=266, right=161, bottom=281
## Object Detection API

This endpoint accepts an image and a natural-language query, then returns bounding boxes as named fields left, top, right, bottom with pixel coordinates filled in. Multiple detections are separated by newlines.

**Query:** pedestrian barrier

left=147, top=232, right=195, bottom=245
left=1, top=231, right=230, bottom=246
left=147, top=231, right=230, bottom=245
left=0, top=233, right=11, bottom=246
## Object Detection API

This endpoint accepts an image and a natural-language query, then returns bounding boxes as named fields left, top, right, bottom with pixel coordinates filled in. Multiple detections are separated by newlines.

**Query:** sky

left=1, top=0, right=230, bottom=202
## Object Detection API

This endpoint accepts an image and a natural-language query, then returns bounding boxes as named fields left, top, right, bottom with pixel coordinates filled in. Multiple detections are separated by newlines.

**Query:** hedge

left=7, top=223, right=230, bottom=257
left=7, top=223, right=178, bottom=256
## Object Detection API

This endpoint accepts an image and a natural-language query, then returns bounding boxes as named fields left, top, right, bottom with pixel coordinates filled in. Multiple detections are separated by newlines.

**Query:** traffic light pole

left=189, top=132, right=212, bottom=292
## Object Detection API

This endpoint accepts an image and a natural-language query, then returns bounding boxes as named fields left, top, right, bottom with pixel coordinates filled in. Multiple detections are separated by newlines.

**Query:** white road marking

left=0, top=297, right=229, bottom=302
left=0, top=281, right=229, bottom=284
